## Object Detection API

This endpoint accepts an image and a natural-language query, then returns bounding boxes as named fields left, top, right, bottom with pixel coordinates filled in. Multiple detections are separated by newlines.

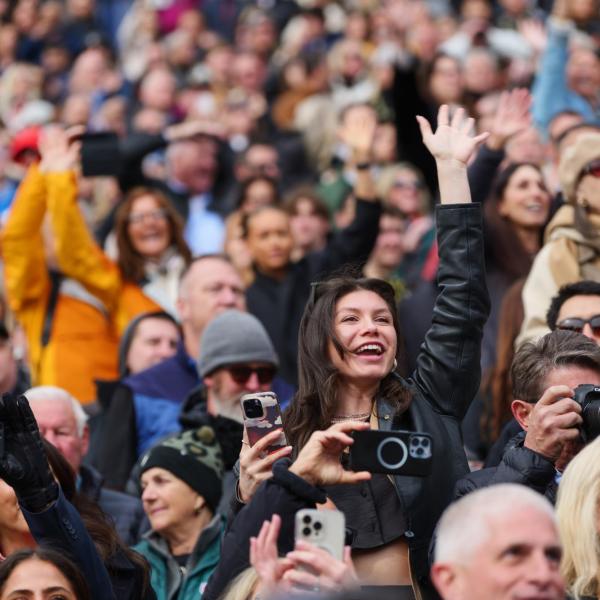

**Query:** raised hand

left=289, top=421, right=371, bottom=487
left=283, top=542, right=359, bottom=591
left=250, top=515, right=293, bottom=592
left=0, top=394, right=58, bottom=512
left=38, top=125, right=83, bottom=174
left=338, top=105, right=378, bottom=162
left=487, top=89, right=532, bottom=151
left=416, top=105, right=489, bottom=166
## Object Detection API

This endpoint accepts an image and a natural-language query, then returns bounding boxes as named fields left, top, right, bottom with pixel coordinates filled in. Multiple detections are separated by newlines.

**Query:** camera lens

left=302, top=527, right=311, bottom=536
left=313, top=521, right=322, bottom=531
left=303, top=515, right=312, bottom=524
left=416, top=447, right=424, bottom=456
left=243, top=398, right=263, bottom=419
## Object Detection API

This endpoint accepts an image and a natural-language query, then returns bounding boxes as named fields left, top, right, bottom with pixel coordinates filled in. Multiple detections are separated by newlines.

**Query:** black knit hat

left=140, top=427, right=224, bottom=512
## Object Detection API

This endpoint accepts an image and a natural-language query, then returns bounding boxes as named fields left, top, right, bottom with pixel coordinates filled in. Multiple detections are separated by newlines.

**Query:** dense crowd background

left=0, top=0, right=598, bottom=599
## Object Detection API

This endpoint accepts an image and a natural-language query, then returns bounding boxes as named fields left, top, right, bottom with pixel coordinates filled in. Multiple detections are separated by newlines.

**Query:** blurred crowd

left=0, top=0, right=598, bottom=599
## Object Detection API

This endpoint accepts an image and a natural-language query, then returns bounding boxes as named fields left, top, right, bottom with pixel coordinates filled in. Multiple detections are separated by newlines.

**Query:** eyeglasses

left=226, top=365, right=276, bottom=385
left=392, top=180, right=423, bottom=191
left=556, top=315, right=600, bottom=336
left=582, top=159, right=600, bottom=179
left=127, top=209, right=168, bottom=225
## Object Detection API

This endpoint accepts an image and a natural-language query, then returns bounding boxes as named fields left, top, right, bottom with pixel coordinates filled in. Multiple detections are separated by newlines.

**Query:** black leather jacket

left=204, top=203, right=490, bottom=600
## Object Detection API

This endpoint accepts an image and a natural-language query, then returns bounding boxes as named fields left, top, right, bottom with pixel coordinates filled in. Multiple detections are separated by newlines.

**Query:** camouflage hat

left=140, top=426, right=224, bottom=512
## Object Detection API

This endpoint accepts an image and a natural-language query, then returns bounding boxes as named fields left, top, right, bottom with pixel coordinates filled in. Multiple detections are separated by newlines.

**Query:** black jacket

left=205, top=203, right=490, bottom=600
left=79, top=464, right=148, bottom=546
left=455, top=431, right=558, bottom=504
left=247, top=198, right=381, bottom=386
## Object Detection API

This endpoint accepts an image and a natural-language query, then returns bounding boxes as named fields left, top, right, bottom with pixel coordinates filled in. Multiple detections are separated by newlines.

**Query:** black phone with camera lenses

left=349, top=430, right=433, bottom=477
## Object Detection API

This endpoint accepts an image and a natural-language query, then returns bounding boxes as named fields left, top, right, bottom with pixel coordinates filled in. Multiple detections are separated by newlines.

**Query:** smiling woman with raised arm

left=209, top=106, right=490, bottom=600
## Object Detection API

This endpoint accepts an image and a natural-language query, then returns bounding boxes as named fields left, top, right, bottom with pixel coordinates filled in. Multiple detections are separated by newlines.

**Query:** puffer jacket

left=1, top=166, right=159, bottom=402
left=204, top=202, right=490, bottom=600
left=454, top=431, right=558, bottom=504
left=134, top=515, right=225, bottom=600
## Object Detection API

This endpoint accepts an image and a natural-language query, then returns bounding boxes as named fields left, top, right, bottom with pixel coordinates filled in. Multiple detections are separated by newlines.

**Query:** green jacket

left=134, top=514, right=225, bottom=600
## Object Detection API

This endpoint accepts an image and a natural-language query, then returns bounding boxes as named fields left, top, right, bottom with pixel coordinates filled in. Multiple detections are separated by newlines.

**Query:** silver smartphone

left=294, top=509, right=345, bottom=561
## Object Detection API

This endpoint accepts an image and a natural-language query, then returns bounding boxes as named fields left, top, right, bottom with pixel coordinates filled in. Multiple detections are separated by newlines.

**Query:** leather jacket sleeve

left=411, top=203, right=490, bottom=420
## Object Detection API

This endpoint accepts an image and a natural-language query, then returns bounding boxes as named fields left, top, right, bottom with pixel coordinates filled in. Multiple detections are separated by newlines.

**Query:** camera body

left=349, top=430, right=433, bottom=477
left=573, top=384, right=600, bottom=442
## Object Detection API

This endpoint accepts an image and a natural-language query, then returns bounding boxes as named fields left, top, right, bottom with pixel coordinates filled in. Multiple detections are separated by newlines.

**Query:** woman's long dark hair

left=0, top=548, right=91, bottom=599
left=284, top=276, right=411, bottom=450
left=115, top=187, right=192, bottom=283
left=484, top=162, right=547, bottom=281
left=43, top=441, right=151, bottom=595
left=480, top=278, right=526, bottom=445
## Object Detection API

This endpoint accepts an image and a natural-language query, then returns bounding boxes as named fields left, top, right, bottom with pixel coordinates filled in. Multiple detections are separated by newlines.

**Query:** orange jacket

left=2, top=167, right=160, bottom=402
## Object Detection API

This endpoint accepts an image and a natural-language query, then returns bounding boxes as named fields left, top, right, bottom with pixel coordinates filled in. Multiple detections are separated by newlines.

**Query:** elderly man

left=26, top=385, right=146, bottom=546
left=432, top=484, right=564, bottom=600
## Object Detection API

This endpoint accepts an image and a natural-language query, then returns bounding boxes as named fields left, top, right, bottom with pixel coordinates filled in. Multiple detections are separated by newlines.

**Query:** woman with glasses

left=230, top=106, right=490, bottom=600
left=518, top=132, right=600, bottom=345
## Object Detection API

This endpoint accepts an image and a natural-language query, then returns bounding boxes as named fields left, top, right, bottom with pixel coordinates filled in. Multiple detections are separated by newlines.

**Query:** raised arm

left=311, top=108, right=381, bottom=276
left=39, top=127, right=122, bottom=312
left=410, top=107, right=491, bottom=418
left=0, top=394, right=115, bottom=600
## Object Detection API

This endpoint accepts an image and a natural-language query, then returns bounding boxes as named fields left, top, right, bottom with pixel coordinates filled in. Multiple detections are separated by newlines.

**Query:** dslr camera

left=573, top=384, right=600, bottom=442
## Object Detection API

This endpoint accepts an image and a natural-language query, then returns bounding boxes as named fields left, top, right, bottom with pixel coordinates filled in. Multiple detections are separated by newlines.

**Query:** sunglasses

left=556, top=315, right=600, bottom=335
left=226, top=365, right=276, bottom=385
left=582, top=159, right=600, bottom=179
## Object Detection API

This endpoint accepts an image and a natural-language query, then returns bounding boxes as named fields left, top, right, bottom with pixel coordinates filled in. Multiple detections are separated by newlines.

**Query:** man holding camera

left=456, top=329, right=600, bottom=502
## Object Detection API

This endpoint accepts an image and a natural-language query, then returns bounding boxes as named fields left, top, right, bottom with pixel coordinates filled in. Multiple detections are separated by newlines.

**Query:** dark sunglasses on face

left=582, top=159, right=600, bottom=179
left=556, top=315, right=600, bottom=335
left=226, top=365, right=276, bottom=385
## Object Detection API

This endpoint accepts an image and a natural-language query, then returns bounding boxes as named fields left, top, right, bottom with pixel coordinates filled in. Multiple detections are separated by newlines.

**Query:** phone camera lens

left=303, top=515, right=311, bottom=524
left=313, top=521, right=322, bottom=531
left=302, top=527, right=311, bottom=536
left=416, top=447, right=424, bottom=456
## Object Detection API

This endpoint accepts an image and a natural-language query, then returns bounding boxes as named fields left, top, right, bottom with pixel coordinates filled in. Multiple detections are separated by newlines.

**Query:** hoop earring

left=393, top=358, right=398, bottom=371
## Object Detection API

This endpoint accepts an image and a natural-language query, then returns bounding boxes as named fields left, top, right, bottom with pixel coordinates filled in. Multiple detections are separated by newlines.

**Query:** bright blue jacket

left=532, top=18, right=600, bottom=135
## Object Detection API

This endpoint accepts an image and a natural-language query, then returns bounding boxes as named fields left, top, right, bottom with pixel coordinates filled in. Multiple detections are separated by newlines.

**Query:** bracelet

left=355, top=162, right=371, bottom=170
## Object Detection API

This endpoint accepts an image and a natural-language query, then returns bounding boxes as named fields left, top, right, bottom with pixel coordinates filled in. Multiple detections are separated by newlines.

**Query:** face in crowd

left=204, top=362, right=275, bottom=422
left=328, top=288, right=398, bottom=386
left=126, top=316, right=180, bottom=375
left=177, top=257, right=246, bottom=335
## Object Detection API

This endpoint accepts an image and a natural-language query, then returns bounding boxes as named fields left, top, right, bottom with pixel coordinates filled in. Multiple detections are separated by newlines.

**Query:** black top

left=247, top=198, right=381, bottom=386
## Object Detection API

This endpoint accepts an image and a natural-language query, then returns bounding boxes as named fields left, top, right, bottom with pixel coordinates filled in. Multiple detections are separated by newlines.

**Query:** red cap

left=10, top=125, right=41, bottom=162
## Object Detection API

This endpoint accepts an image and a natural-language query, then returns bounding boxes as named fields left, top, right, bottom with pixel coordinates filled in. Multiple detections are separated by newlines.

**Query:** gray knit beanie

left=197, top=310, right=279, bottom=377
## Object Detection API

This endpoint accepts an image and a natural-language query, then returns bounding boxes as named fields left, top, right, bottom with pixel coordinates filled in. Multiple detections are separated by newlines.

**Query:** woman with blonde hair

left=556, top=436, right=600, bottom=600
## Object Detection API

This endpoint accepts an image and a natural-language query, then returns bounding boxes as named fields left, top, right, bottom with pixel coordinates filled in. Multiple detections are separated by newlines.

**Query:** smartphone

left=240, top=392, right=287, bottom=452
left=349, top=430, right=433, bottom=477
left=295, top=509, right=345, bottom=561
left=80, top=132, right=121, bottom=176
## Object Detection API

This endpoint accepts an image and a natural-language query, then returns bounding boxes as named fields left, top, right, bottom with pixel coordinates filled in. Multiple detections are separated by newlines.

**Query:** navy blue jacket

left=21, top=488, right=115, bottom=600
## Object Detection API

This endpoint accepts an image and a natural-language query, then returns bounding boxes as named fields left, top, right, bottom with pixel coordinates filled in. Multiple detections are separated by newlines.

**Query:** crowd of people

left=0, top=0, right=599, bottom=599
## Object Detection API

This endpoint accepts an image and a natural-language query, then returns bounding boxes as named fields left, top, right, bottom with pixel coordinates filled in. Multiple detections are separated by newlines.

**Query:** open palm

left=417, top=105, right=488, bottom=165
